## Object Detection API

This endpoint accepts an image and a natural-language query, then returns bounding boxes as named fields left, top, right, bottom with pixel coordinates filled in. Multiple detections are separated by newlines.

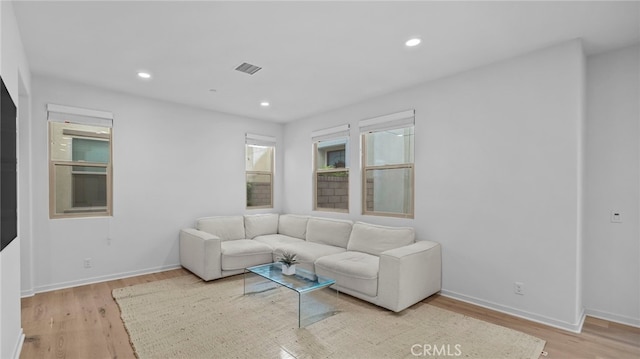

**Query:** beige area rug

left=113, top=274, right=546, bottom=359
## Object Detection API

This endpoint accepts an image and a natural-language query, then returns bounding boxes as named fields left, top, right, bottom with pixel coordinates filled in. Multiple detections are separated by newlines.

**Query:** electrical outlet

left=610, top=211, right=623, bottom=223
left=84, top=258, right=92, bottom=269
left=514, top=282, right=524, bottom=295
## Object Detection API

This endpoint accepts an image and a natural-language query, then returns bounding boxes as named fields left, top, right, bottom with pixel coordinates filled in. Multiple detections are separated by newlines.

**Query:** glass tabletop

left=246, top=263, right=335, bottom=293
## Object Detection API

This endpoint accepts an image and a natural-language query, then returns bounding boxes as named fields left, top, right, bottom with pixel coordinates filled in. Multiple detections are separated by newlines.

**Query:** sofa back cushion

left=306, top=217, right=353, bottom=248
left=347, top=222, right=415, bottom=256
left=278, top=215, right=308, bottom=239
left=196, top=216, right=245, bottom=241
left=244, top=213, right=279, bottom=239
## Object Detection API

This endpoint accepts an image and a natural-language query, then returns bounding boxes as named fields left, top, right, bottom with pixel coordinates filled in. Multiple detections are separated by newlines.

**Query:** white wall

left=0, top=241, right=21, bottom=359
left=0, top=0, right=32, bottom=357
left=18, top=89, right=32, bottom=298
left=27, top=76, right=283, bottom=293
left=584, top=44, right=640, bottom=327
left=284, top=40, right=586, bottom=331
left=13, top=27, right=635, bottom=348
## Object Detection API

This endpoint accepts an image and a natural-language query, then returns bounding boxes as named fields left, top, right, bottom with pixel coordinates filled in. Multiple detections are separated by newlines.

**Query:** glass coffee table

left=244, top=263, right=339, bottom=327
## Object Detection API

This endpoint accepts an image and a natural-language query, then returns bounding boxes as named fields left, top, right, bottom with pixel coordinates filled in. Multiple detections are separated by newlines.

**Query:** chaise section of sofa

left=179, top=213, right=442, bottom=312
left=315, top=221, right=441, bottom=312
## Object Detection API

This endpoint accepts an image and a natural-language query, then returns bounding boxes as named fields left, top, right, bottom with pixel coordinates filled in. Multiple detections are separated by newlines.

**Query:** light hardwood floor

left=20, top=268, right=640, bottom=359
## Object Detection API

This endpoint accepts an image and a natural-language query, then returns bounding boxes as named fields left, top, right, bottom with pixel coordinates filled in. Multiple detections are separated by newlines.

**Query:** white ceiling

left=12, top=1, right=640, bottom=123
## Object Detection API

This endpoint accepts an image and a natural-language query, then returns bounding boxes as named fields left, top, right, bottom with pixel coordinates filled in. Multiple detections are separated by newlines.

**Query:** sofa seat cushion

left=273, top=242, right=346, bottom=272
left=253, top=234, right=305, bottom=249
left=220, top=240, right=273, bottom=271
left=315, top=251, right=379, bottom=297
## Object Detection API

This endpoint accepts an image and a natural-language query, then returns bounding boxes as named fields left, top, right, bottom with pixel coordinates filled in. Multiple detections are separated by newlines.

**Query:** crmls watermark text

left=411, top=344, right=463, bottom=357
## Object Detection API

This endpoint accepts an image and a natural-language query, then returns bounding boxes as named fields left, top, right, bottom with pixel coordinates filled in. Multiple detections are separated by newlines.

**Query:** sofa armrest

left=179, top=228, right=222, bottom=281
left=377, top=241, right=442, bottom=312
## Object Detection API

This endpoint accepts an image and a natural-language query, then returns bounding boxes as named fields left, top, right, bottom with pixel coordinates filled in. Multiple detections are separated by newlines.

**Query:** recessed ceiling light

left=137, top=72, right=151, bottom=79
left=405, top=38, right=421, bottom=47
left=260, top=101, right=270, bottom=107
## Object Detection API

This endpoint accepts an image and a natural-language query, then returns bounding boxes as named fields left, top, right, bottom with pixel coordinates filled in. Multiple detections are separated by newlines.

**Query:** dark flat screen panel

left=1, top=77, right=17, bottom=252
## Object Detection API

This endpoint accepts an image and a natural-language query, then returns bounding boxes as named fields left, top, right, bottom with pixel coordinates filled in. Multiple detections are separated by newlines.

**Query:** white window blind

left=47, top=104, right=113, bottom=128
left=358, top=109, right=414, bottom=133
left=311, top=124, right=350, bottom=142
left=246, top=133, right=276, bottom=147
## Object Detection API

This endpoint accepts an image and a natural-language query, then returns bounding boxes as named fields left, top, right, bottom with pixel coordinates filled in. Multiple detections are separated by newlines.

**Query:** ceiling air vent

left=235, top=62, right=262, bottom=75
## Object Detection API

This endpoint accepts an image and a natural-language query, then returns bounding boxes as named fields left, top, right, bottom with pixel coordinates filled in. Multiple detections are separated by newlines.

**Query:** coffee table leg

left=298, top=287, right=339, bottom=328
left=244, top=270, right=278, bottom=295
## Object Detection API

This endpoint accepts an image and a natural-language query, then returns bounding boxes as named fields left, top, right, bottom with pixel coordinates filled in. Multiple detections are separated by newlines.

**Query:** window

left=326, top=149, right=346, bottom=168
left=48, top=104, right=113, bottom=218
left=360, top=110, right=415, bottom=218
left=246, top=133, right=275, bottom=209
left=312, top=124, right=350, bottom=212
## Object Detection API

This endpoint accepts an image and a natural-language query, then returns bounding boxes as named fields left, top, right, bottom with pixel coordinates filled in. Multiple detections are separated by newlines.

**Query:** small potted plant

left=278, top=251, right=298, bottom=275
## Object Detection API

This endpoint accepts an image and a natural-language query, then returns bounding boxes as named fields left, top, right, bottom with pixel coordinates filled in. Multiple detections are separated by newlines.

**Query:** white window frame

left=245, top=133, right=276, bottom=209
left=312, top=124, right=350, bottom=213
left=48, top=104, right=113, bottom=219
left=359, top=110, right=415, bottom=218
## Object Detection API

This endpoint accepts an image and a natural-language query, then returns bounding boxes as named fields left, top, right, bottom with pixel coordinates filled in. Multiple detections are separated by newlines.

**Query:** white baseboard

left=12, top=329, right=24, bottom=359
left=25, top=264, right=181, bottom=296
left=440, top=289, right=585, bottom=333
left=585, top=308, right=640, bottom=328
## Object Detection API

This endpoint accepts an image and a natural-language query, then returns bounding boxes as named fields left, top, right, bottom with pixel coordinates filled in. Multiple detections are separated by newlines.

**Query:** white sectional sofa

left=179, top=213, right=441, bottom=312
